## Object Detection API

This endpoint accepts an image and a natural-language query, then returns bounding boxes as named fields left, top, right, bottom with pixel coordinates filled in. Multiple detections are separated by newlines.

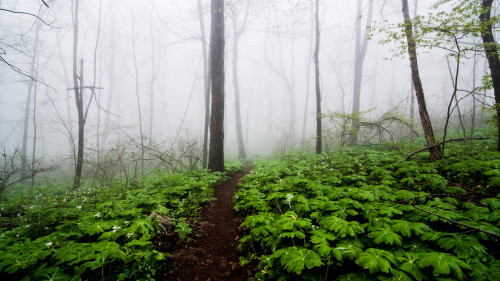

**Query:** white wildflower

left=45, top=241, right=52, bottom=248
left=126, top=233, right=134, bottom=238
left=94, top=212, right=101, bottom=218
left=76, top=206, right=82, bottom=210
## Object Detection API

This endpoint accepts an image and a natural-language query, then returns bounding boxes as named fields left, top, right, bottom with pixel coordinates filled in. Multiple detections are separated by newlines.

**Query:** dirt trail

left=159, top=166, right=253, bottom=281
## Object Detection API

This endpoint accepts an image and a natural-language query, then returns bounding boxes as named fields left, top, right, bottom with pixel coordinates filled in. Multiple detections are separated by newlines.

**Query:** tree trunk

left=231, top=1, right=250, bottom=160
left=72, top=0, right=85, bottom=188
left=314, top=0, right=322, bottom=154
left=208, top=0, right=225, bottom=172
left=401, top=0, right=441, bottom=160
left=302, top=2, right=314, bottom=148
left=21, top=21, right=41, bottom=180
left=350, top=0, right=374, bottom=144
left=479, top=0, right=500, bottom=151
left=74, top=60, right=85, bottom=188
left=198, top=0, right=211, bottom=169
left=409, top=0, right=418, bottom=142
left=101, top=2, right=116, bottom=152
left=131, top=14, right=145, bottom=176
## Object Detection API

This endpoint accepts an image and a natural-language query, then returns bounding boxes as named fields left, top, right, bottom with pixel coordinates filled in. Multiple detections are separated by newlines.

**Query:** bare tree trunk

left=149, top=8, right=159, bottom=140
left=401, top=0, right=441, bottom=160
left=472, top=43, right=478, bottom=135
left=31, top=65, right=38, bottom=188
left=264, top=36, right=295, bottom=140
left=302, top=2, right=314, bottom=148
left=21, top=21, right=41, bottom=180
left=72, top=0, right=85, bottom=188
left=198, top=0, right=211, bottom=169
left=350, top=0, right=374, bottom=144
left=92, top=0, right=103, bottom=156
left=231, top=1, right=250, bottom=160
left=409, top=0, right=418, bottom=142
left=208, top=0, right=225, bottom=172
left=131, top=14, right=145, bottom=176
left=314, top=0, right=322, bottom=154
left=479, top=0, right=500, bottom=151
left=101, top=2, right=116, bottom=152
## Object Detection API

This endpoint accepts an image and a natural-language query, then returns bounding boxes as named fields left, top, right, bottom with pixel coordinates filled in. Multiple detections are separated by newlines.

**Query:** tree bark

left=197, top=0, right=211, bottom=168
left=231, top=1, right=250, bottom=160
left=479, top=0, right=500, bottom=151
left=301, top=2, right=315, bottom=148
left=21, top=21, right=41, bottom=180
left=314, top=0, right=322, bottom=154
left=350, top=0, right=374, bottom=144
left=131, top=14, right=145, bottom=176
left=72, top=0, right=85, bottom=188
left=101, top=1, right=116, bottom=152
left=208, top=0, right=225, bottom=172
left=401, top=0, right=441, bottom=160
left=409, top=0, right=418, bottom=142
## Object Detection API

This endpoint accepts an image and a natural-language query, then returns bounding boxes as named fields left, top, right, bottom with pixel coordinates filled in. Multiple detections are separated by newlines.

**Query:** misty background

left=0, top=0, right=493, bottom=181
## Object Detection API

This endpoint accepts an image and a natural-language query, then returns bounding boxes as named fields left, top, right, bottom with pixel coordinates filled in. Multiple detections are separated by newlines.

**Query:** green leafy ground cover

left=234, top=148, right=500, bottom=280
left=0, top=162, right=244, bottom=280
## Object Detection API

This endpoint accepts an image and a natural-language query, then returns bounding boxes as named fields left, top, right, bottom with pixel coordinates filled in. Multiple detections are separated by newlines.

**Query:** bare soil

left=157, top=166, right=254, bottom=281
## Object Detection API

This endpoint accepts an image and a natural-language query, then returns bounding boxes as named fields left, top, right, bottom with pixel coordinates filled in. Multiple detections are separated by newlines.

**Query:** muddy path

left=158, top=165, right=253, bottom=281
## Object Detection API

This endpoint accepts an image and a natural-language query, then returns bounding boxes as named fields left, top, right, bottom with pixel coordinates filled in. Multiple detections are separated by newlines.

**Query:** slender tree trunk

left=472, top=45, right=478, bottom=135
left=314, top=0, right=322, bottom=154
left=301, top=3, right=314, bottom=148
left=72, top=0, right=85, bottom=188
left=231, top=1, right=250, bottom=160
left=198, top=0, right=211, bottom=169
left=149, top=9, right=159, bottom=140
left=92, top=0, right=102, bottom=156
left=131, top=18, right=145, bottom=176
left=409, top=0, right=418, bottom=142
left=31, top=67, right=38, bottom=188
left=401, top=0, right=441, bottom=160
left=101, top=2, right=116, bottom=152
left=350, top=0, right=374, bottom=144
left=74, top=60, right=85, bottom=188
left=479, top=0, right=500, bottom=151
left=208, top=0, right=225, bottom=172
left=21, top=21, right=41, bottom=180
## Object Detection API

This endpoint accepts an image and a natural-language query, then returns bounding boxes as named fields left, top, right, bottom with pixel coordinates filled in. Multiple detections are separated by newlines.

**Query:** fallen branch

left=394, top=193, right=489, bottom=208
left=406, top=137, right=489, bottom=160
left=413, top=205, right=500, bottom=239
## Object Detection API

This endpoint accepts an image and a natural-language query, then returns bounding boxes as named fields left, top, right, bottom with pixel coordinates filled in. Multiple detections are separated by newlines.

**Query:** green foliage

left=235, top=148, right=500, bottom=280
left=0, top=168, right=228, bottom=280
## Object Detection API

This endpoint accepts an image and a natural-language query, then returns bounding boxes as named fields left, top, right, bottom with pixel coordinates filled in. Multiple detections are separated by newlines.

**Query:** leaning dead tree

left=406, top=137, right=489, bottom=160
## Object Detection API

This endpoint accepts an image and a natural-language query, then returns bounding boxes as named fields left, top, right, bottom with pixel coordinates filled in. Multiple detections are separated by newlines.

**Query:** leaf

left=335, top=240, right=364, bottom=260
left=417, top=252, right=470, bottom=280
left=355, top=248, right=396, bottom=274
left=280, top=247, right=323, bottom=275
left=319, top=216, right=364, bottom=238
left=437, top=234, right=487, bottom=259
left=391, top=220, right=431, bottom=237
left=310, top=230, right=338, bottom=258
left=367, top=228, right=402, bottom=245
left=396, top=252, right=423, bottom=281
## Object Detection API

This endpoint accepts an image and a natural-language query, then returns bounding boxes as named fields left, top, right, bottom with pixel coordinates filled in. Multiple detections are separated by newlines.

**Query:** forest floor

left=158, top=165, right=254, bottom=281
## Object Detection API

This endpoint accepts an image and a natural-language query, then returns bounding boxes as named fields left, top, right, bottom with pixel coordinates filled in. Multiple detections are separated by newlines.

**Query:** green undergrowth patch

left=234, top=148, right=500, bottom=280
left=0, top=163, right=243, bottom=281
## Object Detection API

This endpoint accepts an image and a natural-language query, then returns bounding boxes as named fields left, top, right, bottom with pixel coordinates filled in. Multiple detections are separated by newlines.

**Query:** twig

left=42, top=0, right=50, bottom=8
left=406, top=137, right=489, bottom=160
left=394, top=193, right=489, bottom=208
left=0, top=8, right=53, bottom=27
left=413, top=205, right=500, bottom=239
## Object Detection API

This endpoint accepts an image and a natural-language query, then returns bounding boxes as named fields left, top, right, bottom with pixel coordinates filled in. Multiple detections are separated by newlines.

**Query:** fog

left=0, top=0, right=493, bottom=175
